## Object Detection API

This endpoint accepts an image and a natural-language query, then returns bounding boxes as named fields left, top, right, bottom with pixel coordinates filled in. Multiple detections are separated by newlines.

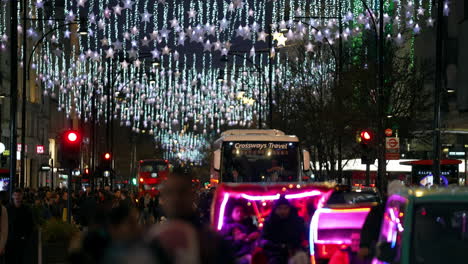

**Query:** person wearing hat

left=261, top=196, right=307, bottom=264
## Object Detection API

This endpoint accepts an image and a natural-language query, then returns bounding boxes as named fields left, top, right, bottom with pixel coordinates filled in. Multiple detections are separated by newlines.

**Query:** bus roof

left=214, top=129, right=299, bottom=147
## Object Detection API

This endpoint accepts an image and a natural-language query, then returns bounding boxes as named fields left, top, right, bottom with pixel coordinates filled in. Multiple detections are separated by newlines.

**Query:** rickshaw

left=210, top=182, right=335, bottom=263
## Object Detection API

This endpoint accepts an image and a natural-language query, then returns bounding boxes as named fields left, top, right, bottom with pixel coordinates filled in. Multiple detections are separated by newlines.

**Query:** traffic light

left=83, top=168, right=90, bottom=180
left=100, top=152, right=112, bottom=170
left=360, top=130, right=373, bottom=144
left=359, top=129, right=376, bottom=165
left=58, top=130, right=82, bottom=168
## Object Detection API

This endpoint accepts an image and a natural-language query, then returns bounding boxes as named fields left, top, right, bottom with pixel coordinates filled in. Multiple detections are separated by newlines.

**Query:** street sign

left=385, top=128, right=393, bottom=137
left=36, top=145, right=45, bottom=154
left=386, top=137, right=400, bottom=160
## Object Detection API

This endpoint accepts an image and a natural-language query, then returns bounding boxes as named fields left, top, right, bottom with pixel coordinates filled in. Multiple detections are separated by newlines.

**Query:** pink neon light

left=240, top=193, right=280, bottom=201
left=217, top=193, right=230, bottom=231
left=315, top=240, right=349, bottom=245
left=321, top=207, right=372, bottom=213
left=285, top=190, right=322, bottom=199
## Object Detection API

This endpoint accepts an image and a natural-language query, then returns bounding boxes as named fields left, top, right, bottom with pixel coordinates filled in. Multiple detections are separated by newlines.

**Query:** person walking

left=151, top=167, right=235, bottom=264
left=5, top=189, right=34, bottom=264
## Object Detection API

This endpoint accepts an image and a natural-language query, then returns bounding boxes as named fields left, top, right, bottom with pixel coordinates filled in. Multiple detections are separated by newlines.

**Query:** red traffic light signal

left=360, top=130, right=373, bottom=143
left=104, top=153, right=111, bottom=160
left=64, top=130, right=81, bottom=144
left=59, top=130, right=82, bottom=168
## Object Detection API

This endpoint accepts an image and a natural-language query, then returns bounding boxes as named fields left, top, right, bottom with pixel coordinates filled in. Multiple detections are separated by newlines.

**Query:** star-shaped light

left=121, top=60, right=129, bottom=69
left=79, top=53, right=86, bottom=62
left=160, top=27, right=170, bottom=40
left=305, top=42, right=314, bottom=53
left=133, top=59, right=142, bottom=68
left=100, top=38, right=109, bottom=46
left=211, top=40, right=220, bottom=51
left=251, top=22, right=260, bottom=32
left=188, top=8, right=197, bottom=19
left=127, top=48, right=138, bottom=59
left=221, top=48, right=228, bottom=56
left=170, top=18, right=179, bottom=28
left=158, top=0, right=166, bottom=4
left=413, top=24, right=421, bottom=34
left=35, top=0, right=44, bottom=9
left=236, top=26, right=244, bottom=38
left=77, top=0, right=87, bottom=8
left=65, top=11, right=76, bottom=22
left=276, top=33, right=287, bottom=47
left=64, top=30, right=71, bottom=38
left=105, top=47, right=115, bottom=58
left=427, top=17, right=434, bottom=27
left=98, top=19, right=106, bottom=30
left=151, top=49, right=160, bottom=59
left=26, top=28, right=36, bottom=37
left=248, top=9, right=254, bottom=17
left=123, top=31, right=131, bottom=40
left=417, top=7, right=425, bottom=16
left=141, top=36, right=150, bottom=46
left=131, top=26, right=139, bottom=35
left=162, top=45, right=171, bottom=55
left=178, top=32, right=186, bottom=46
left=89, top=13, right=96, bottom=24
left=150, top=30, right=159, bottom=40
left=113, top=5, right=123, bottom=15
left=203, top=40, right=212, bottom=52
left=85, top=49, right=93, bottom=58
left=141, top=11, right=152, bottom=23
left=257, top=31, right=267, bottom=42
left=173, top=51, right=179, bottom=61
left=113, top=40, right=123, bottom=50
left=219, top=18, right=229, bottom=31
left=123, top=0, right=134, bottom=10
left=249, top=46, right=255, bottom=58
left=104, top=7, right=112, bottom=19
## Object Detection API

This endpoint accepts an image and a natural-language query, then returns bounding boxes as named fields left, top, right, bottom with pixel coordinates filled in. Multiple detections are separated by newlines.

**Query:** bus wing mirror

left=214, top=150, right=221, bottom=171
left=303, top=150, right=311, bottom=171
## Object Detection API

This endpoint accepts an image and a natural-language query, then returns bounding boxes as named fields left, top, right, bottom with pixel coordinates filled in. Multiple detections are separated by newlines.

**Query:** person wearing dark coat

left=222, top=202, right=260, bottom=264
left=5, top=189, right=34, bottom=264
left=261, top=196, right=307, bottom=264
left=160, top=167, right=235, bottom=264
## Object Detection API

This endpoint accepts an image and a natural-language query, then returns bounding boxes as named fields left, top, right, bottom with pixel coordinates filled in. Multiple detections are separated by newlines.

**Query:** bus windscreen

left=221, top=141, right=299, bottom=182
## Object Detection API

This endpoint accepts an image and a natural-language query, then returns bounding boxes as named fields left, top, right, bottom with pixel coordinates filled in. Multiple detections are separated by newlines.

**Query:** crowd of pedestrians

left=0, top=169, right=386, bottom=264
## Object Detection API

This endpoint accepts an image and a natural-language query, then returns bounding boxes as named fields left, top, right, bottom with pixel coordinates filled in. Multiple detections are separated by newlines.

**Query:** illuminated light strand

left=217, top=193, right=230, bottom=231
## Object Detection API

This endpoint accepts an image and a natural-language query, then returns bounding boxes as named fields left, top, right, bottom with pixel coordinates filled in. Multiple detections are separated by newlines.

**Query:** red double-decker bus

left=138, top=159, right=170, bottom=196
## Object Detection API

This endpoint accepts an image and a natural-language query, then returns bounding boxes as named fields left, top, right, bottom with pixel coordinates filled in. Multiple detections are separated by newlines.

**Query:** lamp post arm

left=27, top=22, right=78, bottom=76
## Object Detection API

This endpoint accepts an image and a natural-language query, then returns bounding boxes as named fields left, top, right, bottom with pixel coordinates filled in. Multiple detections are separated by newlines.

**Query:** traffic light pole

left=365, top=164, right=371, bottom=186
left=67, top=168, right=72, bottom=223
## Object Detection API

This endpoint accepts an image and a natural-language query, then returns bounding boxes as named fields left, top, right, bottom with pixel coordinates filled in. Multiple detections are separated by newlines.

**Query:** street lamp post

left=23, top=20, right=81, bottom=188
left=432, top=0, right=445, bottom=185
left=10, top=0, right=19, bottom=197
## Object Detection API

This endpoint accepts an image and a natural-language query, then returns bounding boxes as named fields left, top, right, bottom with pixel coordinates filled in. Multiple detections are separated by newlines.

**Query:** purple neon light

left=315, top=239, right=349, bottom=245
left=217, top=193, right=230, bottom=231
left=285, top=190, right=322, bottom=199
left=310, top=206, right=371, bottom=259
left=240, top=193, right=280, bottom=201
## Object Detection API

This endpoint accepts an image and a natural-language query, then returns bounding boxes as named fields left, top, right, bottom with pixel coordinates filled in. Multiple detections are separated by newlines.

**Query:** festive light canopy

left=0, top=0, right=449, bottom=162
